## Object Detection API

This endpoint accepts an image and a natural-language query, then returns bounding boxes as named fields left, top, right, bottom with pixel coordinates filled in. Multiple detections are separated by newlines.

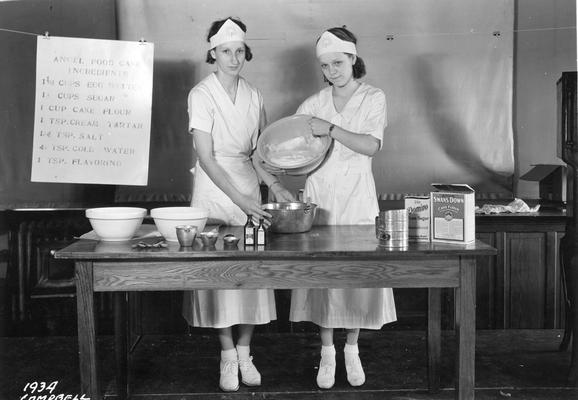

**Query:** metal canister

left=376, top=209, right=408, bottom=248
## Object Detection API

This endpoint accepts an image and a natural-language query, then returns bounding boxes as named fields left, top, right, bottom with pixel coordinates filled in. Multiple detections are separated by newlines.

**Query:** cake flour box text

left=430, top=184, right=475, bottom=244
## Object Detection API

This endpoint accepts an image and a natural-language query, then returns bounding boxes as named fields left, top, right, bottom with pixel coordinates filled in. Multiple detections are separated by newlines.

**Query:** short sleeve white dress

left=182, top=73, right=276, bottom=328
left=289, top=83, right=397, bottom=329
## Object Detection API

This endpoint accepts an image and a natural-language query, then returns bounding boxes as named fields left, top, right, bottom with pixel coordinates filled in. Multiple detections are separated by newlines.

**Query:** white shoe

left=345, top=353, right=365, bottom=387
left=219, top=359, right=239, bottom=392
left=316, top=357, right=336, bottom=389
left=239, top=356, right=261, bottom=386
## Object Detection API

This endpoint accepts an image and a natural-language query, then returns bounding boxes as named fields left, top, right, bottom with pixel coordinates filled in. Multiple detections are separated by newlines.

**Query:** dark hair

left=205, top=17, right=253, bottom=64
left=319, top=26, right=366, bottom=83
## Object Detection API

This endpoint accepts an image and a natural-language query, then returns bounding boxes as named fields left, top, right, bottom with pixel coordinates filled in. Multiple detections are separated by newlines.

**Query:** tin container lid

left=431, top=183, right=474, bottom=193
left=381, top=209, right=407, bottom=214
left=380, top=209, right=408, bottom=217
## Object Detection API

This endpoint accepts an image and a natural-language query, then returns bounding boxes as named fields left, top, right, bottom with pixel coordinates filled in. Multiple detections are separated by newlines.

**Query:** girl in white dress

left=182, top=17, right=293, bottom=392
left=289, top=27, right=397, bottom=389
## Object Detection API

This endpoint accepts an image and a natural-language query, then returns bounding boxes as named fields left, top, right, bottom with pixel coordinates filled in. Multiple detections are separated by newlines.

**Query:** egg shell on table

left=199, top=231, right=219, bottom=246
left=85, top=207, right=147, bottom=242
left=223, top=234, right=240, bottom=246
left=151, top=207, right=208, bottom=242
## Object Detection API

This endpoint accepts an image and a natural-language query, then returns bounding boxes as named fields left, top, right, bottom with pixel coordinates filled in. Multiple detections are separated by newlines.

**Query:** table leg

left=428, top=287, right=441, bottom=392
left=115, top=292, right=129, bottom=400
left=75, top=261, right=100, bottom=399
left=455, top=257, right=476, bottom=400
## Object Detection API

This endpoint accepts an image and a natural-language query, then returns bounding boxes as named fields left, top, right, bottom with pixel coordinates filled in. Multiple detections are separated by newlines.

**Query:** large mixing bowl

left=263, top=202, right=317, bottom=233
left=150, top=207, right=208, bottom=242
left=257, top=115, right=331, bottom=173
left=85, top=207, right=147, bottom=241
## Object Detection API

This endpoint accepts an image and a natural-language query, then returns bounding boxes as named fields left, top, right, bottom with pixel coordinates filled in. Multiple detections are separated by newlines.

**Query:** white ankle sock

left=221, top=348, right=237, bottom=361
left=236, top=345, right=250, bottom=360
left=344, top=343, right=359, bottom=355
left=321, top=344, right=336, bottom=358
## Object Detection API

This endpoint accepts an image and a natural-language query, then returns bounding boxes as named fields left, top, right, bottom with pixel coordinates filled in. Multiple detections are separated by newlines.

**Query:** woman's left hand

left=308, top=117, right=333, bottom=137
left=271, top=185, right=296, bottom=202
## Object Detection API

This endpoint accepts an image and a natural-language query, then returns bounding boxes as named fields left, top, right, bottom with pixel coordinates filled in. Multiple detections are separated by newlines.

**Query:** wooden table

left=54, top=225, right=496, bottom=400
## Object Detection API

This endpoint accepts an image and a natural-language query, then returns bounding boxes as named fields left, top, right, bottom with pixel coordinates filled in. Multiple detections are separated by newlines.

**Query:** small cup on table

left=199, top=231, right=219, bottom=248
left=175, top=225, right=197, bottom=247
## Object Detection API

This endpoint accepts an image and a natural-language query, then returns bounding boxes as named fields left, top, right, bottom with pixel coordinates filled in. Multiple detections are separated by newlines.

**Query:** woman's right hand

left=308, top=116, right=333, bottom=137
left=237, top=195, right=272, bottom=221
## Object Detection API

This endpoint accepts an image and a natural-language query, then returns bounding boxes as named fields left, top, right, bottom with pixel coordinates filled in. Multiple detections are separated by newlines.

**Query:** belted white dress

left=289, top=82, right=397, bottom=329
left=182, top=72, right=276, bottom=329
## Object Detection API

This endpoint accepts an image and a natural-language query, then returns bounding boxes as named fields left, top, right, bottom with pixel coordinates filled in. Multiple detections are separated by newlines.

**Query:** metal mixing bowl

left=263, top=202, right=317, bottom=233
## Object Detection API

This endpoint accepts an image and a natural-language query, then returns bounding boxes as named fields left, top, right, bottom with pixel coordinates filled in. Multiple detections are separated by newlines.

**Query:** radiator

left=6, top=211, right=113, bottom=335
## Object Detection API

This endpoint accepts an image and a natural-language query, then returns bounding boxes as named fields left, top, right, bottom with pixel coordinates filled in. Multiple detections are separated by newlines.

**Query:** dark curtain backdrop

left=0, top=0, right=117, bottom=209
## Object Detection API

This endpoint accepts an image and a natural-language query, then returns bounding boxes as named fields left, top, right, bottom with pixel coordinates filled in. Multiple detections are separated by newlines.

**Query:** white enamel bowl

left=151, top=207, right=208, bottom=242
left=257, top=114, right=331, bottom=175
left=85, top=207, right=147, bottom=241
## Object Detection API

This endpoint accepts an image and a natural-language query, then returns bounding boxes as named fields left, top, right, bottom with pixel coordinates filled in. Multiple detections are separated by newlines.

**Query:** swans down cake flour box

left=430, top=184, right=475, bottom=244
left=404, top=196, right=430, bottom=242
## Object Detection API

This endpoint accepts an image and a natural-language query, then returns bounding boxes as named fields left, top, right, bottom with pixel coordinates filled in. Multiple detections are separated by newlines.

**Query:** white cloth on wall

left=114, top=0, right=515, bottom=201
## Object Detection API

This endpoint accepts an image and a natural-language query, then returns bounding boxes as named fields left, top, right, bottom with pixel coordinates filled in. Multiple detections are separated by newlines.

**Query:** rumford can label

left=405, top=196, right=430, bottom=242
left=431, top=192, right=465, bottom=241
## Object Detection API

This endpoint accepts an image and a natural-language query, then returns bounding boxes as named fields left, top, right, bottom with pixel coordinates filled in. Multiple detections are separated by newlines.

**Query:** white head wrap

left=209, top=19, right=245, bottom=49
left=315, top=31, right=357, bottom=58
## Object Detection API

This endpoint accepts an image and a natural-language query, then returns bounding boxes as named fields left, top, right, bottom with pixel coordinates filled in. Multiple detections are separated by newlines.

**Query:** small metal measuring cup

left=175, top=225, right=197, bottom=247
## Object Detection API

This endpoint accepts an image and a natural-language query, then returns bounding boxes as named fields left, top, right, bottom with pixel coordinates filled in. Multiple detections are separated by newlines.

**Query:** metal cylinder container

left=376, top=209, right=409, bottom=248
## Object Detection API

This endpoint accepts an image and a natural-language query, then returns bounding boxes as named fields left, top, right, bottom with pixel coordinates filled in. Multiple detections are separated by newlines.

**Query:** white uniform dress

left=182, top=72, right=276, bottom=329
left=289, top=82, right=397, bottom=329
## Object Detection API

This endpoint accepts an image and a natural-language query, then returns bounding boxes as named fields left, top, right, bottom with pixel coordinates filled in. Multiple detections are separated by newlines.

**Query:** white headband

left=209, top=19, right=245, bottom=48
left=316, top=31, right=357, bottom=58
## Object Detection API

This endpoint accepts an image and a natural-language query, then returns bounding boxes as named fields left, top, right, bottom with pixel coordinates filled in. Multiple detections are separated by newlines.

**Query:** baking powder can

left=376, top=209, right=408, bottom=248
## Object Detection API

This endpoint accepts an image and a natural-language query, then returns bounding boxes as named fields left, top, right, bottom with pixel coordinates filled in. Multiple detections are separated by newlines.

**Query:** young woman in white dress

left=182, top=17, right=293, bottom=392
left=289, top=27, right=397, bottom=389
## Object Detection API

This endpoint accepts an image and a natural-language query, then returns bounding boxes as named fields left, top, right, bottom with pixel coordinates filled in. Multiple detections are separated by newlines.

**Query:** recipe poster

left=31, top=36, right=154, bottom=185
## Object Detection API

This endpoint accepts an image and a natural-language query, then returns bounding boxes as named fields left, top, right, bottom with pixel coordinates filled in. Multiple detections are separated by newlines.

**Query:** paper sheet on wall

left=31, top=36, right=154, bottom=185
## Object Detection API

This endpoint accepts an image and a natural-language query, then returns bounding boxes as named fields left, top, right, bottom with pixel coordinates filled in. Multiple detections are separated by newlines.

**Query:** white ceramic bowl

left=150, top=207, right=208, bottom=242
left=257, top=114, right=331, bottom=172
left=85, top=207, right=147, bottom=241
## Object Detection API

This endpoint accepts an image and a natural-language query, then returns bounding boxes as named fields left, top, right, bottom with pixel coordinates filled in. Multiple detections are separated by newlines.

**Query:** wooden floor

left=1, top=329, right=577, bottom=399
